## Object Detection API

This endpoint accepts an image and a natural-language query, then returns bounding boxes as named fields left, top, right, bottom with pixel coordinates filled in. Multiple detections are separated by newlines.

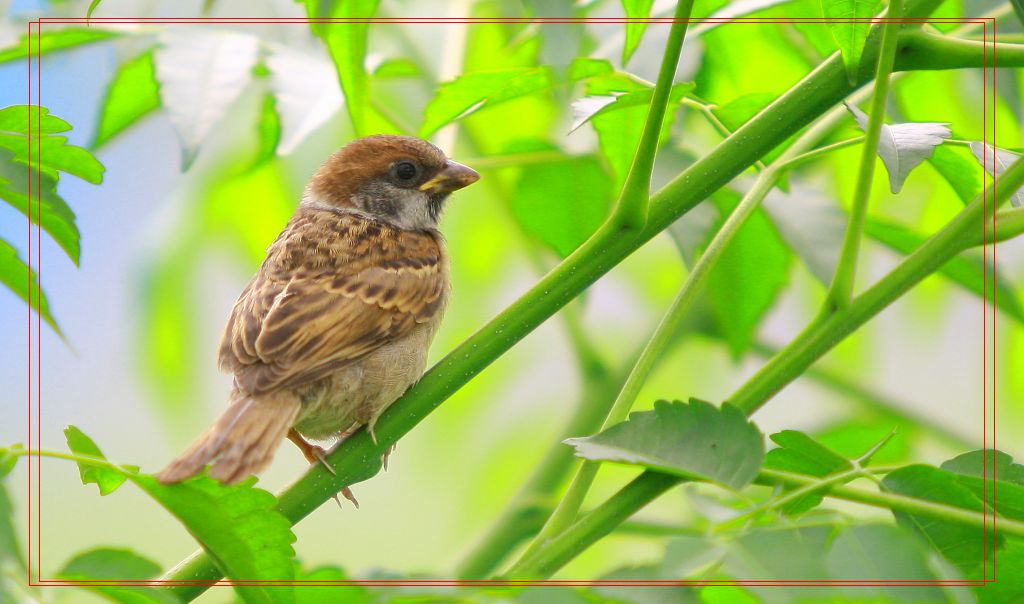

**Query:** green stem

left=681, top=97, right=767, bottom=171
left=454, top=355, right=633, bottom=579
left=511, top=156, right=1024, bottom=579
left=15, top=448, right=125, bottom=472
left=895, top=30, right=1024, bottom=70
left=827, top=0, right=904, bottom=311
left=505, top=472, right=680, bottom=578
left=611, top=0, right=695, bottom=230
left=162, top=5, right=996, bottom=596
left=758, top=468, right=1024, bottom=539
left=776, top=136, right=864, bottom=172
left=516, top=168, right=784, bottom=565
left=976, top=206, right=1024, bottom=247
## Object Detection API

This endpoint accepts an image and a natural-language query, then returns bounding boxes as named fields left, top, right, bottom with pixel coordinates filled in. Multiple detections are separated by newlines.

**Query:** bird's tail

left=156, top=390, right=301, bottom=485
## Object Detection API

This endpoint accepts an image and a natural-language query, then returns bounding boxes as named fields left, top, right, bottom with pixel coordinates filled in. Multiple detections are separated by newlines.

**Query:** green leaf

left=565, top=399, right=765, bottom=489
left=865, top=218, right=1024, bottom=325
left=972, top=538, right=1024, bottom=603
left=766, top=431, right=852, bottom=476
left=882, top=464, right=998, bottom=572
left=825, top=524, right=950, bottom=601
left=815, top=421, right=910, bottom=466
left=707, top=190, right=791, bottom=357
left=139, top=231, right=203, bottom=415
left=93, top=49, right=162, bottom=149
left=420, top=58, right=612, bottom=141
left=0, top=238, right=61, bottom=335
left=0, top=477, right=26, bottom=572
left=0, top=445, right=21, bottom=478
left=63, top=426, right=128, bottom=496
left=130, top=474, right=296, bottom=604
left=0, top=106, right=105, bottom=184
left=371, top=57, right=419, bottom=79
left=621, top=0, right=655, bottom=65
left=0, top=28, right=120, bottom=64
left=929, top=144, right=982, bottom=205
left=570, top=82, right=693, bottom=133
left=722, top=525, right=833, bottom=585
left=312, top=0, right=380, bottom=136
left=510, top=154, right=612, bottom=257
left=86, top=0, right=104, bottom=18
left=822, top=0, right=882, bottom=84
left=583, top=73, right=677, bottom=192
left=942, top=450, right=1024, bottom=486
left=0, top=106, right=71, bottom=134
left=58, top=547, right=177, bottom=604
left=293, top=565, right=371, bottom=604
left=593, top=565, right=699, bottom=603
left=764, top=430, right=852, bottom=516
left=420, top=67, right=553, bottom=138
left=254, top=92, right=281, bottom=166
left=0, top=148, right=80, bottom=264
left=763, top=187, right=845, bottom=285
left=941, top=450, right=1024, bottom=522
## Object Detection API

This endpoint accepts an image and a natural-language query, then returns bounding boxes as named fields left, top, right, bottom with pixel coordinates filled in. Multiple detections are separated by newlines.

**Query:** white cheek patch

left=389, top=188, right=435, bottom=230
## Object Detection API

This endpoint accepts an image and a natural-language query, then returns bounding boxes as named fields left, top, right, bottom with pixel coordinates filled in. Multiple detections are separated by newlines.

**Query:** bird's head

left=304, top=135, right=480, bottom=230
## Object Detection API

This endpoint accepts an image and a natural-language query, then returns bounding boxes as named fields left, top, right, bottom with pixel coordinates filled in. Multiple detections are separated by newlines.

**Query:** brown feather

left=155, top=389, right=301, bottom=485
left=217, top=207, right=447, bottom=396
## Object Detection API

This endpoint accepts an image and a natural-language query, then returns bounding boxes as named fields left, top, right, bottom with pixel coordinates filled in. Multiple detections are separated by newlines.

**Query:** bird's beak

left=419, top=160, right=480, bottom=195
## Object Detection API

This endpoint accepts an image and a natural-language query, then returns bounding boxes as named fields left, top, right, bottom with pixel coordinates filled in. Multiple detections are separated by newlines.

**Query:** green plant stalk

left=827, top=0, right=904, bottom=311
left=758, top=468, right=1024, bottom=538
left=510, top=157, right=1024, bottom=578
left=896, top=30, right=1024, bottom=70
left=515, top=168, right=784, bottom=566
left=162, top=12, right=1021, bottom=596
left=974, top=206, right=1024, bottom=246
left=454, top=355, right=634, bottom=580
left=776, top=136, right=864, bottom=173
left=503, top=472, right=681, bottom=579
left=611, top=0, right=695, bottom=230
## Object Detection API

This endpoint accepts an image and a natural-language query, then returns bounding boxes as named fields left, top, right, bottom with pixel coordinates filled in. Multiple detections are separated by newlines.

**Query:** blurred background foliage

left=1, top=0, right=1024, bottom=602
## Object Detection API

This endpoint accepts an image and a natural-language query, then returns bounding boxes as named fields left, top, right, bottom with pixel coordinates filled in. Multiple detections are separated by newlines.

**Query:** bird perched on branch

left=156, top=135, right=479, bottom=504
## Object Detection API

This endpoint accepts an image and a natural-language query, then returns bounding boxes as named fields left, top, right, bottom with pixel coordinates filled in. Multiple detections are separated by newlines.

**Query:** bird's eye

left=393, top=161, right=418, bottom=182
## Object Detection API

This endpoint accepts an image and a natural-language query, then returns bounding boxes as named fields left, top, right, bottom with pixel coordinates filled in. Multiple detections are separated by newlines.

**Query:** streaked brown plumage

left=156, top=135, right=479, bottom=488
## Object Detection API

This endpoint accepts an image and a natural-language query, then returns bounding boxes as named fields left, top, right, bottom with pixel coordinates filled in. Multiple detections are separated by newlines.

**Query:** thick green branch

left=611, top=0, right=695, bottom=230
left=827, top=0, right=904, bottom=311
left=159, top=2, right=971, bottom=596
left=896, top=30, right=1024, bottom=70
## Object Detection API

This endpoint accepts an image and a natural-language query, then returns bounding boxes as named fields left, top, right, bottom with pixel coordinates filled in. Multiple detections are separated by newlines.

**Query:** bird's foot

left=288, top=429, right=359, bottom=508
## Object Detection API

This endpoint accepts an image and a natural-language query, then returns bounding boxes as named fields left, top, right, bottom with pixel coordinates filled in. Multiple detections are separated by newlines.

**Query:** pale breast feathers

left=218, top=210, right=447, bottom=395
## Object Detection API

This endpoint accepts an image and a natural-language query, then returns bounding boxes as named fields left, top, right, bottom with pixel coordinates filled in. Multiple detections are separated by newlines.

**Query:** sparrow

left=156, top=135, right=479, bottom=499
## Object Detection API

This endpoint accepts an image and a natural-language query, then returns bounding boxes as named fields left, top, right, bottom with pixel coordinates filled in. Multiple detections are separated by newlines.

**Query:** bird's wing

left=218, top=209, right=446, bottom=395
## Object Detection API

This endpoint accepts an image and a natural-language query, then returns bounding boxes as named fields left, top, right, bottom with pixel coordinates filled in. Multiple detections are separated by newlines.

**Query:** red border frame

left=23, top=14, right=1000, bottom=590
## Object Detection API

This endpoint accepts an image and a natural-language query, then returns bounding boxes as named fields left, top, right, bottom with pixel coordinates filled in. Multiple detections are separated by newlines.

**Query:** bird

left=155, top=135, right=479, bottom=501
